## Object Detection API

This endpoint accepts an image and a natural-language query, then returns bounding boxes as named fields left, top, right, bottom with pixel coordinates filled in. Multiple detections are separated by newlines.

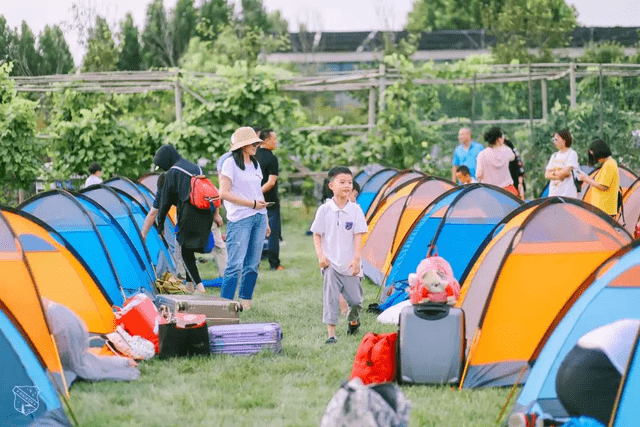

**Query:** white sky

left=2, top=0, right=639, bottom=66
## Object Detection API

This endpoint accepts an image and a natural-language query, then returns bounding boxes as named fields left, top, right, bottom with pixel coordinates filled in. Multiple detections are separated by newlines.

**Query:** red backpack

left=350, top=332, right=398, bottom=385
left=171, top=165, right=221, bottom=209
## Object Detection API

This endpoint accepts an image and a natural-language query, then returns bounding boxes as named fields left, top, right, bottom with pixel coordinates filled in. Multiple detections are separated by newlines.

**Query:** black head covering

left=153, top=144, right=181, bottom=171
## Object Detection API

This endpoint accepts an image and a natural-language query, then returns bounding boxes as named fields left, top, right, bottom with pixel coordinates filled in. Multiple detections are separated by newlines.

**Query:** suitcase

left=154, top=294, right=241, bottom=326
left=397, top=303, right=465, bottom=385
left=208, top=323, right=283, bottom=356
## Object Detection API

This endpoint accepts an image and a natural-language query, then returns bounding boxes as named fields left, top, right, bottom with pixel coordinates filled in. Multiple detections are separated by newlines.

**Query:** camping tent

left=365, top=170, right=426, bottom=220
left=510, top=239, right=640, bottom=422
left=104, top=176, right=153, bottom=211
left=19, top=190, right=155, bottom=306
left=610, top=322, right=640, bottom=427
left=0, top=302, right=71, bottom=426
left=357, top=169, right=398, bottom=216
left=361, top=177, right=455, bottom=285
left=1, top=208, right=115, bottom=334
left=581, top=164, right=638, bottom=202
left=457, top=197, right=632, bottom=388
left=0, top=210, right=66, bottom=390
left=384, top=184, right=522, bottom=287
left=354, top=165, right=385, bottom=189
left=620, top=176, right=640, bottom=235
left=135, top=181, right=178, bottom=246
left=138, top=173, right=160, bottom=194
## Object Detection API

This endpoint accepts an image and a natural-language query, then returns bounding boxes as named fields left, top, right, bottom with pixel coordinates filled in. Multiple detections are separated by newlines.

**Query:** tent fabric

left=19, top=190, right=155, bottom=307
left=581, top=164, right=637, bottom=203
left=364, top=170, right=425, bottom=219
left=138, top=173, right=160, bottom=194
left=385, top=184, right=522, bottom=287
left=361, top=178, right=454, bottom=285
left=81, top=185, right=156, bottom=278
left=457, top=198, right=632, bottom=389
left=0, top=211, right=65, bottom=382
left=611, top=323, right=640, bottom=427
left=621, top=176, right=640, bottom=235
left=354, top=164, right=385, bottom=189
left=136, top=182, right=178, bottom=245
left=357, top=169, right=398, bottom=216
left=104, top=176, right=152, bottom=211
left=0, top=304, right=70, bottom=426
left=1, top=209, right=115, bottom=334
left=511, top=240, right=640, bottom=422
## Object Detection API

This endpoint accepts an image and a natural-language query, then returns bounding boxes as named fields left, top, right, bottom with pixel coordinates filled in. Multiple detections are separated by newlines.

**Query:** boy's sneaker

left=346, top=321, right=360, bottom=335
left=325, top=337, right=337, bottom=344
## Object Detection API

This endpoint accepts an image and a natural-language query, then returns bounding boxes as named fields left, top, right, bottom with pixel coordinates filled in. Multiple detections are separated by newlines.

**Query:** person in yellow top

left=577, top=139, right=620, bottom=217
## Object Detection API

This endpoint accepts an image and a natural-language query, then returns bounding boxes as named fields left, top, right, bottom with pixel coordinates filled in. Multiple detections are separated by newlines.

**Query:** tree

left=483, top=0, right=577, bottom=63
left=0, top=16, right=17, bottom=65
left=117, top=13, right=142, bottom=71
left=171, top=0, right=197, bottom=62
left=141, top=0, right=175, bottom=68
left=13, top=21, right=41, bottom=76
left=38, top=25, right=74, bottom=75
left=82, top=16, right=117, bottom=72
left=240, top=0, right=271, bottom=32
left=197, top=0, right=233, bottom=42
left=406, top=0, right=504, bottom=32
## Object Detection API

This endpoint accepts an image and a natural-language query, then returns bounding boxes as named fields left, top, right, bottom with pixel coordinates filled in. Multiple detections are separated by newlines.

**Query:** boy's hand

left=317, top=254, right=330, bottom=269
left=349, top=257, right=361, bottom=276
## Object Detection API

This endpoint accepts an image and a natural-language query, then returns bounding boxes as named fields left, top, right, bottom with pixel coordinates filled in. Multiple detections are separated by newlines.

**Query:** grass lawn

left=67, top=203, right=517, bottom=426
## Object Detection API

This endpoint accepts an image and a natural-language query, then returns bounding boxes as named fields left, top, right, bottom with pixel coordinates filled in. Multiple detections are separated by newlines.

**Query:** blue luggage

left=208, top=323, right=283, bottom=355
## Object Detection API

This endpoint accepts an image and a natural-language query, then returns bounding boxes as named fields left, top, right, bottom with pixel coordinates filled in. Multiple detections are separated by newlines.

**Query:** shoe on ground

left=346, top=321, right=360, bottom=336
left=325, top=336, right=337, bottom=344
left=271, top=265, right=285, bottom=271
left=508, top=412, right=543, bottom=427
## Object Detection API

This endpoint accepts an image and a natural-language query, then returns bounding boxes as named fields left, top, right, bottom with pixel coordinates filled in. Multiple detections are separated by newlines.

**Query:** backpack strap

left=171, top=165, right=204, bottom=177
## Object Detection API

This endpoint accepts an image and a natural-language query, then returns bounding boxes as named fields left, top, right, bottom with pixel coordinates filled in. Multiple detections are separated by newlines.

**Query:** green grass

left=67, top=203, right=517, bottom=426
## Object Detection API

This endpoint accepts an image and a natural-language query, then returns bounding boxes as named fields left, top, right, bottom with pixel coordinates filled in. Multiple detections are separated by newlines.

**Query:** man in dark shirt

left=255, top=129, right=284, bottom=270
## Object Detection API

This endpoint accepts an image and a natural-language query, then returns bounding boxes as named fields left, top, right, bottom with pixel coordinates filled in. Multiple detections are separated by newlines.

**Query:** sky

left=3, top=0, right=640, bottom=66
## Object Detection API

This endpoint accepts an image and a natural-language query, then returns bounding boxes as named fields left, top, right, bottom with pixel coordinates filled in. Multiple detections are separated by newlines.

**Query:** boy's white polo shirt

left=310, top=198, right=368, bottom=276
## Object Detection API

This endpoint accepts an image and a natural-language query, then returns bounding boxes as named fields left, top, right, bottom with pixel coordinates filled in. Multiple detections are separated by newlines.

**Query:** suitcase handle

left=413, top=303, right=449, bottom=320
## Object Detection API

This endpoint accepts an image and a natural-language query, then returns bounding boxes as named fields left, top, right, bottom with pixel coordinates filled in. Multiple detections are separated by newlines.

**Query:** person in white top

left=83, top=162, right=103, bottom=188
left=475, top=126, right=517, bottom=197
left=555, top=319, right=640, bottom=425
left=311, top=167, right=368, bottom=344
left=545, top=129, right=580, bottom=198
left=219, top=127, right=270, bottom=310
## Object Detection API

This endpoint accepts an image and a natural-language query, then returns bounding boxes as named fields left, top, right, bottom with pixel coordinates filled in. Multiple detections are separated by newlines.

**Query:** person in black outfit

left=153, top=144, right=216, bottom=292
left=504, top=139, right=526, bottom=199
left=255, top=129, right=284, bottom=270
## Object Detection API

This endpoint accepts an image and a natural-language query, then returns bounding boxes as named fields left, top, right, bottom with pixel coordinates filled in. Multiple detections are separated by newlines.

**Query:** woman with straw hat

left=219, top=127, right=271, bottom=310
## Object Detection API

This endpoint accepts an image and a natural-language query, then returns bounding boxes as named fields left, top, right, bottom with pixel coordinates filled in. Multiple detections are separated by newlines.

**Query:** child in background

left=350, top=181, right=361, bottom=203
left=455, top=165, right=476, bottom=184
left=311, top=167, right=368, bottom=344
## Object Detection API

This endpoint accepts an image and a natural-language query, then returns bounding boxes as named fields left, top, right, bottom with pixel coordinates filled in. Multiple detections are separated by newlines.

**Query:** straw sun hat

left=230, top=127, right=263, bottom=151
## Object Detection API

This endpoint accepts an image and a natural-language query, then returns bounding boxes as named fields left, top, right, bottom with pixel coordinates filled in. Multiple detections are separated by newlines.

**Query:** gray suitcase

left=397, top=303, right=465, bottom=385
left=154, top=294, right=241, bottom=326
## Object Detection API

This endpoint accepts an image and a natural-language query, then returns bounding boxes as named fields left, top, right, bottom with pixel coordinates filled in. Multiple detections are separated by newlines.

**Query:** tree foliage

left=198, top=0, right=233, bottom=42
left=406, top=0, right=503, bottom=32
left=117, top=13, right=142, bottom=71
left=0, top=16, right=17, bottom=66
left=141, top=0, right=175, bottom=68
left=172, top=0, right=197, bottom=61
left=82, top=16, right=117, bottom=72
left=38, top=25, right=74, bottom=75
left=13, top=21, right=40, bottom=76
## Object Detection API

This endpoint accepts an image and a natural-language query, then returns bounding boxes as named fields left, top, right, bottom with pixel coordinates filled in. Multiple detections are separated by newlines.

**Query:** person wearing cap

left=219, top=127, right=270, bottom=310
left=83, top=162, right=103, bottom=188
left=153, top=144, right=217, bottom=293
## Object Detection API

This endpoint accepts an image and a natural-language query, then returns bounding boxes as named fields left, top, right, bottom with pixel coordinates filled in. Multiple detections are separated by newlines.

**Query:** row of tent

left=1, top=175, right=178, bottom=425
left=355, top=165, right=640, bottom=423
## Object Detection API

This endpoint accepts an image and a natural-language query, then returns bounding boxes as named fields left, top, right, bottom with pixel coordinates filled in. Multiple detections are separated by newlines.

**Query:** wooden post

left=174, top=72, right=182, bottom=122
left=569, top=62, right=577, bottom=108
left=18, top=189, right=25, bottom=205
left=528, top=64, right=534, bottom=135
left=599, top=64, right=604, bottom=138
left=368, top=83, right=376, bottom=132
left=378, top=63, right=386, bottom=113
left=541, top=78, right=548, bottom=121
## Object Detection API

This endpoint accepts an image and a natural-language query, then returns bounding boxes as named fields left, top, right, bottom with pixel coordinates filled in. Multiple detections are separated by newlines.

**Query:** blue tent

left=0, top=303, right=71, bottom=426
left=19, top=190, right=155, bottom=306
left=357, top=168, right=398, bottom=215
left=134, top=182, right=177, bottom=255
left=354, top=164, right=385, bottom=188
left=511, top=240, right=640, bottom=423
left=385, top=184, right=522, bottom=286
left=138, top=173, right=160, bottom=194
left=104, top=176, right=153, bottom=211
left=80, top=185, right=157, bottom=277
left=612, top=323, right=640, bottom=427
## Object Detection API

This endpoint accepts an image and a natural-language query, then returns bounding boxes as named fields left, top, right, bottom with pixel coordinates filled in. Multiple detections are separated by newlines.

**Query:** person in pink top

left=475, top=126, right=517, bottom=196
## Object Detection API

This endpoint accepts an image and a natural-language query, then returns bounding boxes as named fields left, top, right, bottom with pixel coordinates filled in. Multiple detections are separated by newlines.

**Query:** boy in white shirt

left=311, top=167, right=368, bottom=344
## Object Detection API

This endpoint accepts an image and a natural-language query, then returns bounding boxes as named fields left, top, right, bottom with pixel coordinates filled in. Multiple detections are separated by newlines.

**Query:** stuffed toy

left=407, top=256, right=460, bottom=306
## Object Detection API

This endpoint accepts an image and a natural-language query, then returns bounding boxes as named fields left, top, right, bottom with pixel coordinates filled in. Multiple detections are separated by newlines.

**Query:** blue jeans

left=221, top=213, right=268, bottom=300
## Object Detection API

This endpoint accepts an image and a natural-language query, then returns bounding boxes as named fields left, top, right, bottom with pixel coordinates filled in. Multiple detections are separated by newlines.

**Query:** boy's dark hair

left=483, top=126, right=503, bottom=146
left=328, top=166, right=352, bottom=181
left=261, top=129, right=274, bottom=140
left=556, top=129, right=573, bottom=147
left=589, top=139, right=612, bottom=161
left=352, top=181, right=361, bottom=193
left=456, top=165, right=471, bottom=176
left=89, top=162, right=102, bottom=174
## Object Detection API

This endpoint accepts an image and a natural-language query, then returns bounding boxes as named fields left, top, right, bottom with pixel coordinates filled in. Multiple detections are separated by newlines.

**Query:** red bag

left=350, top=332, right=398, bottom=385
left=634, top=222, right=640, bottom=240
left=171, top=165, right=221, bottom=209
left=115, top=294, right=161, bottom=354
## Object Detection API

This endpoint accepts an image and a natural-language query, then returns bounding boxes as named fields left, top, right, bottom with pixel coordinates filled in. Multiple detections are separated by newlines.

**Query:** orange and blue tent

left=581, top=164, right=637, bottom=202
left=457, top=197, right=631, bottom=388
left=510, top=239, right=640, bottom=422
left=621, top=176, right=640, bottom=235
left=365, top=170, right=426, bottom=220
left=138, top=173, right=160, bottom=194
left=611, top=321, right=640, bottom=427
left=357, top=168, right=398, bottom=215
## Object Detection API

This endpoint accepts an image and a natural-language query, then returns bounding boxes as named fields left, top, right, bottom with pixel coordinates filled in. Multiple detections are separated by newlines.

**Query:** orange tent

left=581, top=164, right=637, bottom=204
left=457, top=198, right=631, bottom=388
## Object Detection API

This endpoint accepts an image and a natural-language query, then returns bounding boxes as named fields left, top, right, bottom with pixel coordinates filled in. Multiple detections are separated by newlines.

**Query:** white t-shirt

left=310, top=198, right=368, bottom=276
left=546, top=149, right=579, bottom=197
left=578, top=319, right=640, bottom=374
left=220, top=156, right=267, bottom=223
left=83, top=175, right=103, bottom=188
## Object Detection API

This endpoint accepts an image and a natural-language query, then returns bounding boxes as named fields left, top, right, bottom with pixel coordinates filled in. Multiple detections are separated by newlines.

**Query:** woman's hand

left=213, top=213, right=223, bottom=227
left=266, top=224, right=271, bottom=237
left=253, top=200, right=268, bottom=210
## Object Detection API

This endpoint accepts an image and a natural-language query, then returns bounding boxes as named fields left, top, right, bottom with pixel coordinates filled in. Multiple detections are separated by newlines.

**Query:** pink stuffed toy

left=407, top=256, right=460, bottom=306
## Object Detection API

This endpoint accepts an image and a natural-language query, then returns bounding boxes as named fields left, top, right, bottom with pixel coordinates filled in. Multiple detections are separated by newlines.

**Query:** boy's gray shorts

left=322, top=266, right=363, bottom=325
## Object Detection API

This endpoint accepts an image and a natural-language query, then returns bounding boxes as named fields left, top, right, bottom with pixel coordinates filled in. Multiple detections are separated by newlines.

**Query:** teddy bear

left=407, top=256, right=461, bottom=306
